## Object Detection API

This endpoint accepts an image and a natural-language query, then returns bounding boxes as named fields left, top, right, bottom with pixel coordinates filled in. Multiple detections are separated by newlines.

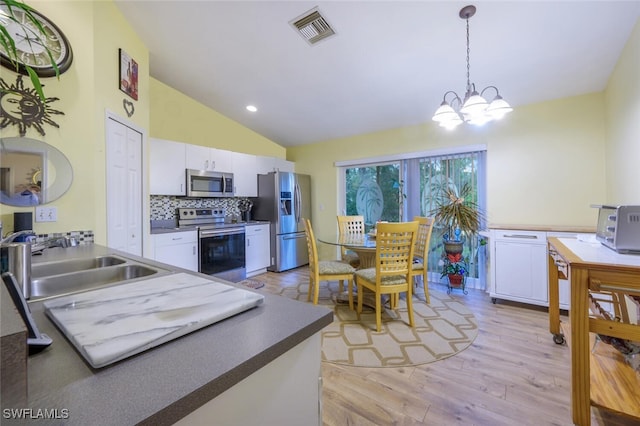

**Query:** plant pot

left=444, top=240, right=464, bottom=255
left=447, top=274, right=464, bottom=286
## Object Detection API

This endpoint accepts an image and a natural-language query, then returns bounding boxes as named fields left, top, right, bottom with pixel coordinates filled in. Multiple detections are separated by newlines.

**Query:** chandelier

left=432, top=5, right=512, bottom=130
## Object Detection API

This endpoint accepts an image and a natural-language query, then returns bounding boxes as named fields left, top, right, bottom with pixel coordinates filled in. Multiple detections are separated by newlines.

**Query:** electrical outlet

left=35, top=206, right=57, bottom=222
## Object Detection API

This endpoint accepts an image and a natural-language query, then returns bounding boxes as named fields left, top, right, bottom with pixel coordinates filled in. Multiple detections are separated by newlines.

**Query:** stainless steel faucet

left=0, top=242, right=31, bottom=299
left=0, top=230, right=35, bottom=244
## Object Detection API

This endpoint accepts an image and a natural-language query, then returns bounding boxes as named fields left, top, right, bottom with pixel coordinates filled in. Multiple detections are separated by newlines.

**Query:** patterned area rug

left=272, top=281, right=478, bottom=368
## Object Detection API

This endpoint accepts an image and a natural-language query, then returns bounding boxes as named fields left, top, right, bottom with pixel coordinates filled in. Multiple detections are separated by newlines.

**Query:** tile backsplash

left=34, top=230, right=94, bottom=245
left=150, top=196, right=253, bottom=221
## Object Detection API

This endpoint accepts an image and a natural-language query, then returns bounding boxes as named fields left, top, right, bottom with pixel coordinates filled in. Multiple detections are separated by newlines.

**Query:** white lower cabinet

left=151, top=230, right=198, bottom=272
left=246, top=224, right=270, bottom=277
left=490, top=230, right=549, bottom=306
left=490, top=229, right=580, bottom=309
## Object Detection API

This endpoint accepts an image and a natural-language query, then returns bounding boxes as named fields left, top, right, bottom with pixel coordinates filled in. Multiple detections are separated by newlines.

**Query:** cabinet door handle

left=193, top=246, right=196, bottom=255
left=503, top=234, right=538, bottom=239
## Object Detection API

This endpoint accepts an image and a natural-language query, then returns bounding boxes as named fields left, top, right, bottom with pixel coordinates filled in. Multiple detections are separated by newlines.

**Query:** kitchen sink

left=30, top=263, right=168, bottom=301
left=31, top=256, right=127, bottom=278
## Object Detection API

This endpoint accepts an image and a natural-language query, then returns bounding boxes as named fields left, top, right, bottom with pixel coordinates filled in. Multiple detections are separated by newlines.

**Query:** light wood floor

left=255, top=266, right=639, bottom=426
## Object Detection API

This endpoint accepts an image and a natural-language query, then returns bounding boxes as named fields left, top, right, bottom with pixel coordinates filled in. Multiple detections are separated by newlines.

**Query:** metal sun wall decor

left=0, top=75, right=64, bottom=136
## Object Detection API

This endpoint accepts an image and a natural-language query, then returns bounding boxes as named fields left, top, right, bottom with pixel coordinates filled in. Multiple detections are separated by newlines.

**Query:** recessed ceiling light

left=246, top=105, right=257, bottom=112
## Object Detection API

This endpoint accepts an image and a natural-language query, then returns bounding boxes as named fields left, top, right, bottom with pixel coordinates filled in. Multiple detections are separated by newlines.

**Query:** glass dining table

left=317, top=232, right=397, bottom=310
left=317, top=232, right=377, bottom=269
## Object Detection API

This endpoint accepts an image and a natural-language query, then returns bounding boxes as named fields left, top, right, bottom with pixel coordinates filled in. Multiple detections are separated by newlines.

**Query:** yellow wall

left=289, top=92, right=608, bottom=242
left=1, top=2, right=636, bottom=249
left=0, top=1, right=283, bottom=242
left=0, top=1, right=149, bottom=244
left=604, top=17, right=640, bottom=204
left=149, top=78, right=284, bottom=157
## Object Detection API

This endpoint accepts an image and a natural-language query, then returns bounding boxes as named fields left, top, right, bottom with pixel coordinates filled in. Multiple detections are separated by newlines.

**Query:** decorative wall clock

left=0, top=74, right=64, bottom=136
left=0, top=2, right=73, bottom=77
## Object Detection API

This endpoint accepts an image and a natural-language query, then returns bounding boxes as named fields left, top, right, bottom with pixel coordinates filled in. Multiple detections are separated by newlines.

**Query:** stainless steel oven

left=199, top=226, right=245, bottom=282
left=177, top=208, right=246, bottom=282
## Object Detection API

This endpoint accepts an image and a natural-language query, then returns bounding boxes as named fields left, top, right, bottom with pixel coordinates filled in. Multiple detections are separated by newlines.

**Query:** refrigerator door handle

left=294, top=183, right=301, bottom=223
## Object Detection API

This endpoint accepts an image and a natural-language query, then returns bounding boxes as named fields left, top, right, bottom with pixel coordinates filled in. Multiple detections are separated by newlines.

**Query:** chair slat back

left=337, top=215, right=365, bottom=235
left=337, top=215, right=365, bottom=258
left=303, top=218, right=319, bottom=275
left=413, top=216, right=435, bottom=262
left=375, top=221, right=418, bottom=277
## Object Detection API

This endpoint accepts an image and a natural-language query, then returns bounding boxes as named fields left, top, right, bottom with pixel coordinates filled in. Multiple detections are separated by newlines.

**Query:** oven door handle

left=200, top=228, right=245, bottom=237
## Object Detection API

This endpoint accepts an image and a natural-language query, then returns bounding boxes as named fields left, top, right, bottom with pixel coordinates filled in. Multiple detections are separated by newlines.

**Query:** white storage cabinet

left=232, top=152, right=258, bottom=197
left=245, top=223, right=271, bottom=277
left=151, top=230, right=198, bottom=272
left=490, top=230, right=549, bottom=307
left=149, top=138, right=186, bottom=196
left=186, top=145, right=233, bottom=173
left=256, top=156, right=294, bottom=174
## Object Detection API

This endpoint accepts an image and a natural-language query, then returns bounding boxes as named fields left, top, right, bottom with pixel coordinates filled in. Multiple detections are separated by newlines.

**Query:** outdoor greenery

left=345, top=163, right=403, bottom=229
left=343, top=151, right=486, bottom=281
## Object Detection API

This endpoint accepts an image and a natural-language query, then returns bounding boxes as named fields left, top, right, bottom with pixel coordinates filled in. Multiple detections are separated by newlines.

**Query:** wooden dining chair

left=337, top=215, right=365, bottom=268
left=411, top=216, right=435, bottom=304
left=303, top=218, right=356, bottom=308
left=354, top=221, right=419, bottom=332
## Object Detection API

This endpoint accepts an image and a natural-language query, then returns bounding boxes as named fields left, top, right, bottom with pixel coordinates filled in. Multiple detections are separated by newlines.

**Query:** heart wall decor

left=123, top=99, right=135, bottom=117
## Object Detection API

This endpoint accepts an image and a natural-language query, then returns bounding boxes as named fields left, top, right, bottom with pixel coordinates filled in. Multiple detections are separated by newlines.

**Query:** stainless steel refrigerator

left=254, top=172, right=311, bottom=272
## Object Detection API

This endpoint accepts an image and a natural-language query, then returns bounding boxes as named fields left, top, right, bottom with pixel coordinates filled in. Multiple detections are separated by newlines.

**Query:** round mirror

left=0, top=137, right=73, bottom=206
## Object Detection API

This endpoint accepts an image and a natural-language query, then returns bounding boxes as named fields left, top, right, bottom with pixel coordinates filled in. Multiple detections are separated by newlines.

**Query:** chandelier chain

left=431, top=5, right=512, bottom=129
left=465, top=16, right=471, bottom=93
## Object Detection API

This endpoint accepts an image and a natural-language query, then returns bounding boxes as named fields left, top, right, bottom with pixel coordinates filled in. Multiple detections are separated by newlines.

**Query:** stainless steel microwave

left=186, top=169, right=234, bottom=197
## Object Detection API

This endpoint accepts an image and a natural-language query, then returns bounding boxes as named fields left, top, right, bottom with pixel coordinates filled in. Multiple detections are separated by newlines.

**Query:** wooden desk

left=547, top=237, right=640, bottom=425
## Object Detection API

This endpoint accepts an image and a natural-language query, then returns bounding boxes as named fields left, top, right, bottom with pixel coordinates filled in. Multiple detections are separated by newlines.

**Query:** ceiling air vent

left=291, top=9, right=336, bottom=45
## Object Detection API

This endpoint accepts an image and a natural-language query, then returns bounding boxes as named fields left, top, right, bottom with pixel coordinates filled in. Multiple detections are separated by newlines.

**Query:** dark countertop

left=150, top=220, right=270, bottom=234
left=6, top=245, right=331, bottom=425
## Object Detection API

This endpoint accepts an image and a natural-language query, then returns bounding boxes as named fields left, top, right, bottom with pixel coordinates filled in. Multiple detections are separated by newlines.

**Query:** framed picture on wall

left=119, top=48, right=138, bottom=100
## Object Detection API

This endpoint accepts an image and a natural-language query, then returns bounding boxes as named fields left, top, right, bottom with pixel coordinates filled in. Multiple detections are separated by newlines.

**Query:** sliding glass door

left=339, top=149, right=487, bottom=289
left=344, top=162, right=403, bottom=231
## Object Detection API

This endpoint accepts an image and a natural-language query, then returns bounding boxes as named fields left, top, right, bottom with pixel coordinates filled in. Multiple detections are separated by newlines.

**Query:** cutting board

left=43, top=273, right=264, bottom=368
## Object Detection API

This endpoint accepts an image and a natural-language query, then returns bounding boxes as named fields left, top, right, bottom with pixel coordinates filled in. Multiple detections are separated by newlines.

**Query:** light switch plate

left=35, top=206, right=57, bottom=222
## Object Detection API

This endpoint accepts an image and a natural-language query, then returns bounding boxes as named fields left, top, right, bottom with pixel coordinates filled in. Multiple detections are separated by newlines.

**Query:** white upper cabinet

left=256, top=156, right=294, bottom=174
left=149, top=138, right=186, bottom=196
left=185, top=144, right=210, bottom=171
left=186, top=145, right=233, bottom=173
left=211, top=148, right=233, bottom=172
left=150, top=140, right=295, bottom=197
left=232, top=152, right=257, bottom=197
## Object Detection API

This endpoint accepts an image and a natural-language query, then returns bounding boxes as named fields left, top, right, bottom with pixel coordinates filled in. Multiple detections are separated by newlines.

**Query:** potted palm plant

left=430, top=182, right=484, bottom=255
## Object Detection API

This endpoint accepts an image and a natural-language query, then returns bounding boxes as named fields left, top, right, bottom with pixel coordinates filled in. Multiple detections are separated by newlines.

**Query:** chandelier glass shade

left=432, top=5, right=512, bottom=130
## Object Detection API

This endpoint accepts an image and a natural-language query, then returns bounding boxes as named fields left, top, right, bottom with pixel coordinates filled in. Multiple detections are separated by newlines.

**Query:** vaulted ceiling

left=114, top=1, right=640, bottom=147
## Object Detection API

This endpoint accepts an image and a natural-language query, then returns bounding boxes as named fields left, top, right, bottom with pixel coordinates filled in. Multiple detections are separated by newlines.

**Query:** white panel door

left=106, top=117, right=142, bottom=255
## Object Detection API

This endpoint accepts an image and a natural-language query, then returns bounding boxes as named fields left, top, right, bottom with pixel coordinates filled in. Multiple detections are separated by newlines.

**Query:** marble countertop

left=44, top=273, right=264, bottom=368
left=8, top=245, right=332, bottom=425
